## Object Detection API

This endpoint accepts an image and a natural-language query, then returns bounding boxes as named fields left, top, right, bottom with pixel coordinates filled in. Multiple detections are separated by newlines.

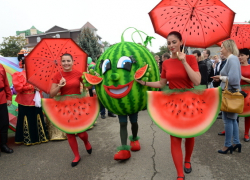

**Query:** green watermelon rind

left=238, top=84, right=250, bottom=117
left=41, top=97, right=100, bottom=134
left=147, top=87, right=222, bottom=138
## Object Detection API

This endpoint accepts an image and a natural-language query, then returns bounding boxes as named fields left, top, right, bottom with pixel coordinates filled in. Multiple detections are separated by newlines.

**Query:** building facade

left=22, top=22, right=103, bottom=51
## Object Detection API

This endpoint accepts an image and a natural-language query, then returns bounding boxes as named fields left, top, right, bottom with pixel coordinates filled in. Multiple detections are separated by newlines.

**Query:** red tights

left=170, top=135, right=195, bottom=177
left=245, top=117, right=250, bottom=135
left=67, top=131, right=91, bottom=162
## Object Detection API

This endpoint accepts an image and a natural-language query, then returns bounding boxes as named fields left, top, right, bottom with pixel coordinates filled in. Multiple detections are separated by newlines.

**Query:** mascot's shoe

left=114, top=145, right=131, bottom=160
left=129, top=136, right=141, bottom=151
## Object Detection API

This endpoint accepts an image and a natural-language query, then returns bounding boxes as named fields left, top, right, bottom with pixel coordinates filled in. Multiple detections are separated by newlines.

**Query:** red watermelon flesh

left=84, top=73, right=103, bottom=85
left=42, top=96, right=99, bottom=134
left=239, top=85, right=250, bottom=117
left=134, top=64, right=148, bottom=80
left=147, top=87, right=221, bottom=138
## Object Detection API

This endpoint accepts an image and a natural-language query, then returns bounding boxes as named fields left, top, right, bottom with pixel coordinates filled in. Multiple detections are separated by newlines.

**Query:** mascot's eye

left=102, top=59, right=111, bottom=74
left=117, top=56, right=133, bottom=71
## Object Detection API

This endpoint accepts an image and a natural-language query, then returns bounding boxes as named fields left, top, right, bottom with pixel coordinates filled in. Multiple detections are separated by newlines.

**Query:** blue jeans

left=222, top=112, right=240, bottom=147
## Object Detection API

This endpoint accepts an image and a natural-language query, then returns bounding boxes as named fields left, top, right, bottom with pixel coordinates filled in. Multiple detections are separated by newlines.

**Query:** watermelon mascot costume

left=83, top=27, right=160, bottom=160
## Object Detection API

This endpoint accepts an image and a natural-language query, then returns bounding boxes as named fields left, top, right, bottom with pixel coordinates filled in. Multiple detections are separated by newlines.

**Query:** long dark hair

left=239, top=48, right=250, bottom=56
left=167, top=31, right=184, bottom=52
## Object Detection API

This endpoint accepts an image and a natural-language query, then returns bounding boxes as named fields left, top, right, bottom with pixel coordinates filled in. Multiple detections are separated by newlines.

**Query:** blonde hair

left=222, top=39, right=239, bottom=56
left=213, top=55, right=218, bottom=59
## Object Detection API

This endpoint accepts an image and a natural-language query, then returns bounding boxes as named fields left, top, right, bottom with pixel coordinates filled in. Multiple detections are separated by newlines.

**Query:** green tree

left=77, top=27, right=102, bottom=62
left=155, top=44, right=170, bottom=58
left=0, top=36, right=26, bottom=57
left=102, top=41, right=110, bottom=47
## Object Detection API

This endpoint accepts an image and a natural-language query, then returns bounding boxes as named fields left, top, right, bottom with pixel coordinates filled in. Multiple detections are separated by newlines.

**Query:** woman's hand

left=177, top=51, right=187, bottom=64
left=34, top=86, right=40, bottom=91
left=211, top=75, right=220, bottom=82
left=135, top=79, right=146, bottom=86
left=58, top=77, right=66, bottom=87
left=7, top=100, right=12, bottom=106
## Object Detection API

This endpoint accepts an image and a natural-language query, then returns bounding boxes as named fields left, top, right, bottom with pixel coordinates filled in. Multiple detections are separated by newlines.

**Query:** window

left=56, top=34, right=60, bottom=38
left=37, top=37, right=41, bottom=43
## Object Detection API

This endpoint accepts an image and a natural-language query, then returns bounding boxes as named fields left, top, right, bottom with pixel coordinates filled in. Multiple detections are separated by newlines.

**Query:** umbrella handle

left=54, top=60, right=64, bottom=78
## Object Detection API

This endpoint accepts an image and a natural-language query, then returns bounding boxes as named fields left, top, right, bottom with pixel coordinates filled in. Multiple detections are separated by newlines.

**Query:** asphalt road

left=1, top=110, right=250, bottom=180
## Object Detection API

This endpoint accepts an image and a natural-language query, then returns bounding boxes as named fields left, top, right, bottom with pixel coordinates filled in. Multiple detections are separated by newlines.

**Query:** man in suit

left=203, top=49, right=214, bottom=85
left=192, top=50, right=208, bottom=86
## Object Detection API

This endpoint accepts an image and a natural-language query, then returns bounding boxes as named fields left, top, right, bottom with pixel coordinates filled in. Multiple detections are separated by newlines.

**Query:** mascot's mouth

left=103, top=81, right=134, bottom=99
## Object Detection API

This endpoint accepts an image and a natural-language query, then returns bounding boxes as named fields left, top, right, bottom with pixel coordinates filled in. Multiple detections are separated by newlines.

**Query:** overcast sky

left=0, top=0, right=249, bottom=52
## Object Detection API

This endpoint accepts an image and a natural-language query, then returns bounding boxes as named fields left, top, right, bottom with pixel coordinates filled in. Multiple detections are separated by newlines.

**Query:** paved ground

left=1, top=110, right=250, bottom=180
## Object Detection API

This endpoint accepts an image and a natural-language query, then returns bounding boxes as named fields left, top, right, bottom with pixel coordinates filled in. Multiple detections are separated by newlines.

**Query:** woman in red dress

left=136, top=31, right=201, bottom=180
left=50, top=53, right=92, bottom=167
left=239, top=48, right=250, bottom=142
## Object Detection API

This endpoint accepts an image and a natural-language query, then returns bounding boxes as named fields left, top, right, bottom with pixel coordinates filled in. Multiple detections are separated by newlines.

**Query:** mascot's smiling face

left=100, top=55, right=136, bottom=99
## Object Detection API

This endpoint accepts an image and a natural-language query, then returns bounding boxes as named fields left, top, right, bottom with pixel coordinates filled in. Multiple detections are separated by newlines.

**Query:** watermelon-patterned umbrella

left=149, top=0, right=235, bottom=48
left=217, top=23, right=250, bottom=49
left=25, top=39, right=88, bottom=94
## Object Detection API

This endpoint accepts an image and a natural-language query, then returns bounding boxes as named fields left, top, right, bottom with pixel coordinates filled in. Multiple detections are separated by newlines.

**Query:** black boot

left=0, top=133, right=13, bottom=154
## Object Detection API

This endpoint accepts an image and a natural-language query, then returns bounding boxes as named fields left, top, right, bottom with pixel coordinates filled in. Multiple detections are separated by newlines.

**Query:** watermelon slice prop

left=42, top=95, right=99, bottom=134
left=147, top=87, right=222, bottom=138
left=239, top=84, right=250, bottom=117
left=83, top=72, right=103, bottom=85
left=134, top=64, right=148, bottom=80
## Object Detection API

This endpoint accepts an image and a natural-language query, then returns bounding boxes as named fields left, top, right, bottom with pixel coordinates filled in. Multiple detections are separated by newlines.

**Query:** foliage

left=245, top=20, right=250, bottom=24
left=0, top=36, right=27, bottom=57
left=154, top=44, right=170, bottom=58
left=77, top=27, right=102, bottom=62
left=102, top=41, right=110, bottom=47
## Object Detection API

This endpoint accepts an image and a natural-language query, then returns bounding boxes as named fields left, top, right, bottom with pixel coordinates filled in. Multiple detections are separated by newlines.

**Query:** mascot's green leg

left=120, top=122, right=128, bottom=145
left=114, top=117, right=131, bottom=160
left=129, top=113, right=140, bottom=151
left=131, top=122, right=138, bottom=140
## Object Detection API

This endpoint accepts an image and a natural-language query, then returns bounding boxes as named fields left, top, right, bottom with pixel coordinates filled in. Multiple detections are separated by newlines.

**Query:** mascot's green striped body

left=95, top=42, right=159, bottom=115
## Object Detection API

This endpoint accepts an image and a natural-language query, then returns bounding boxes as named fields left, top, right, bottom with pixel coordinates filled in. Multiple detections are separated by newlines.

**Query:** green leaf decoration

left=144, top=36, right=155, bottom=47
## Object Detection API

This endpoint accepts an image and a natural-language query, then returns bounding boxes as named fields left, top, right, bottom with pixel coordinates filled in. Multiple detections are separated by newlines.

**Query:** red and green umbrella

left=217, top=23, right=250, bottom=49
left=149, top=0, right=235, bottom=48
left=25, top=38, right=88, bottom=94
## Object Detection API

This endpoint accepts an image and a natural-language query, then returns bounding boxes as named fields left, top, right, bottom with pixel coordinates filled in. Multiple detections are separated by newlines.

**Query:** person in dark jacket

left=192, top=50, right=208, bottom=86
left=203, top=49, right=214, bottom=84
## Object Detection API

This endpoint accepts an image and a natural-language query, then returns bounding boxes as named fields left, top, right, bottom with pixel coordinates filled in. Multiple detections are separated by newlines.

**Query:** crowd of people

left=0, top=31, right=250, bottom=180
